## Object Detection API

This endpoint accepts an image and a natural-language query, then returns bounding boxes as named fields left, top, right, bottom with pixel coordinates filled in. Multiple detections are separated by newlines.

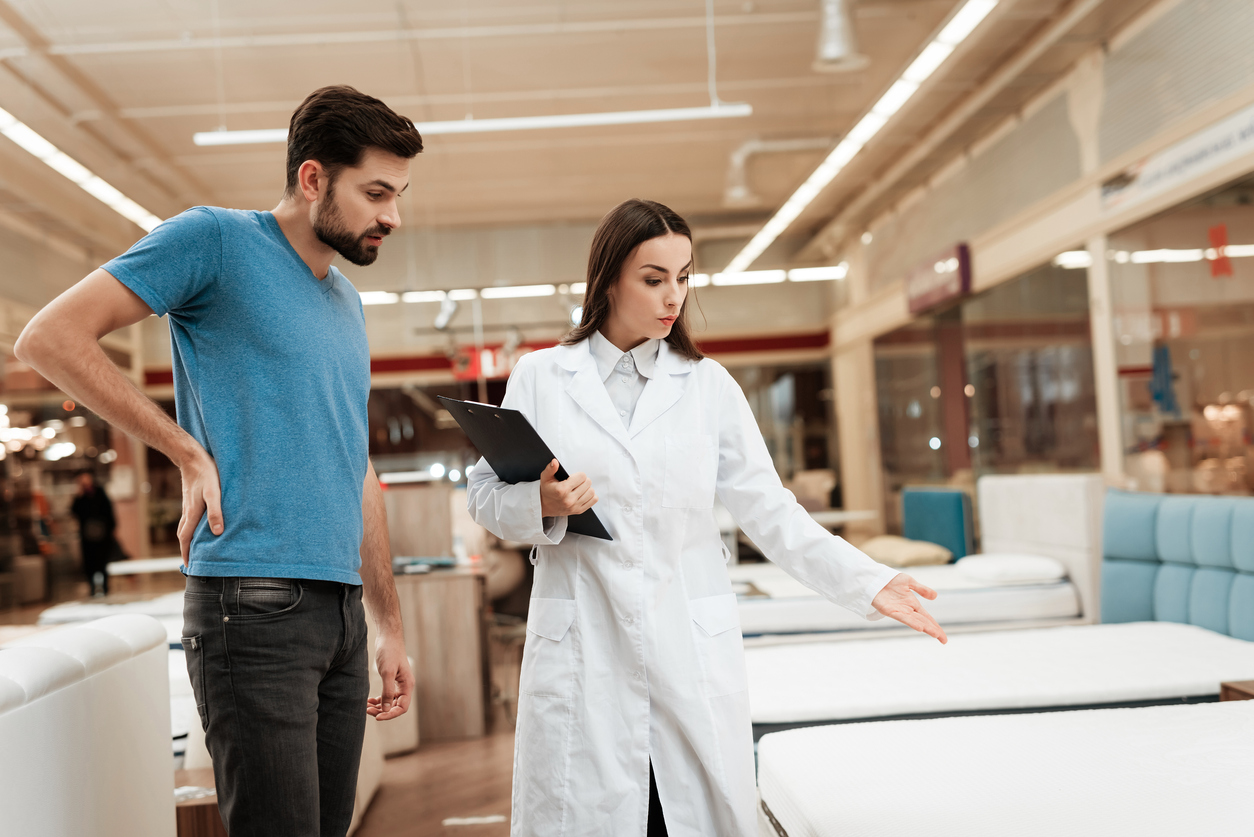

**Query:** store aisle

left=355, top=731, right=514, bottom=836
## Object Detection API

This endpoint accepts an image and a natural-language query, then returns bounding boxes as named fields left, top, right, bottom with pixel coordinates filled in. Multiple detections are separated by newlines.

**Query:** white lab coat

left=467, top=338, right=897, bottom=837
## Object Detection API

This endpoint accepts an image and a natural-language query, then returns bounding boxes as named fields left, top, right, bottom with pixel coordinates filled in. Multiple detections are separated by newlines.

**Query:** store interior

left=3, top=0, right=1254, bottom=835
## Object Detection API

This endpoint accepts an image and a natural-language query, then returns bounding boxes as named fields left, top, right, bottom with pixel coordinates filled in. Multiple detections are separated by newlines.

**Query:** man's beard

left=313, top=189, right=388, bottom=267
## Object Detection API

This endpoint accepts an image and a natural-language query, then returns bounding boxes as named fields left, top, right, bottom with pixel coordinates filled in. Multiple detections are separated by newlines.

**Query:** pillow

left=860, top=535, right=952, bottom=567
left=955, top=553, right=1068, bottom=584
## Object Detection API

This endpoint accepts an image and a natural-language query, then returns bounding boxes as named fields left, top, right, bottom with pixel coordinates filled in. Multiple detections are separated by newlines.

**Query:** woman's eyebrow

left=638, top=263, right=671, bottom=274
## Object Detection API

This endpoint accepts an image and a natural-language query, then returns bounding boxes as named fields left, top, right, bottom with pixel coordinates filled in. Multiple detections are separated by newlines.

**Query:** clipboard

left=438, top=396, right=613, bottom=541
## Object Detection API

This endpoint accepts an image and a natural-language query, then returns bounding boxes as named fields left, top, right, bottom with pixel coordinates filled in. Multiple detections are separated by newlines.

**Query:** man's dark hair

left=284, top=86, right=423, bottom=197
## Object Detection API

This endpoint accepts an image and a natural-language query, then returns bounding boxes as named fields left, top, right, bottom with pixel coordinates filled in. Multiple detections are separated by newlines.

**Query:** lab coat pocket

left=521, top=598, right=577, bottom=698
left=689, top=593, right=748, bottom=697
left=662, top=433, right=717, bottom=509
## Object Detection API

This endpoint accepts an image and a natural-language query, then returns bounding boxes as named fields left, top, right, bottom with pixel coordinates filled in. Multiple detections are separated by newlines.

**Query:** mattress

left=757, top=700, right=1254, bottom=837
left=747, top=621, right=1254, bottom=727
left=39, top=592, right=185, bottom=648
left=731, top=562, right=1080, bottom=638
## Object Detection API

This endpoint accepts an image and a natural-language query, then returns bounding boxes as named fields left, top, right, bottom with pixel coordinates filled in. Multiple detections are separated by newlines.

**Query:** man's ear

left=298, top=160, right=327, bottom=204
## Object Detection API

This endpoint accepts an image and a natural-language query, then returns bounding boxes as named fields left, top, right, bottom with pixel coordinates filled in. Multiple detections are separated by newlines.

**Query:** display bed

left=731, top=561, right=1080, bottom=641
left=757, top=700, right=1254, bottom=837
left=747, top=621, right=1254, bottom=739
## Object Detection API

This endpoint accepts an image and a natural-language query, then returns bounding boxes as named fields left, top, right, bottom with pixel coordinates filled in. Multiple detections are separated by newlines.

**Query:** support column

left=833, top=338, right=886, bottom=536
left=1087, top=234, right=1125, bottom=486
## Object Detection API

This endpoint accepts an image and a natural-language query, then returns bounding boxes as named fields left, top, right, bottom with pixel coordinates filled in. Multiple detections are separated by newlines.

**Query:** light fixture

left=448, top=469, right=462, bottom=482
left=359, top=291, right=400, bottom=305
left=788, top=264, right=848, bottom=281
left=929, top=436, right=942, bottom=450
left=428, top=462, right=446, bottom=479
left=193, top=103, right=753, bottom=147
left=570, top=282, right=587, bottom=294
left=479, top=284, right=556, bottom=299
left=0, top=106, right=162, bottom=232
left=378, top=470, right=438, bottom=484
left=434, top=297, right=459, bottom=330
left=569, top=305, right=584, bottom=326
left=689, top=274, right=711, bottom=287
left=447, top=289, right=479, bottom=301
left=712, top=270, right=787, bottom=286
left=1053, top=251, right=1093, bottom=269
left=1131, top=249, right=1204, bottom=264
left=402, top=290, right=446, bottom=303
left=723, top=0, right=999, bottom=273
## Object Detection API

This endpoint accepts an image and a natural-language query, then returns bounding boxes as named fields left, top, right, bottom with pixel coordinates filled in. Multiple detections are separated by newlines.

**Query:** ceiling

left=0, top=0, right=961, bottom=259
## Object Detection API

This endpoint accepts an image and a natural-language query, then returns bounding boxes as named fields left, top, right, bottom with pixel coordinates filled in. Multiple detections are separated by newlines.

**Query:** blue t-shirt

left=104, top=207, right=371, bottom=584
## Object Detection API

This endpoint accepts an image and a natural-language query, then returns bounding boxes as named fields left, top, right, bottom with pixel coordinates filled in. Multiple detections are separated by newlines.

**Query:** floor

left=355, top=733, right=515, bottom=836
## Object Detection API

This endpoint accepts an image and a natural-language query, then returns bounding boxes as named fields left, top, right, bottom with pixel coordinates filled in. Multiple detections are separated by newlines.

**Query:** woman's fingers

left=908, top=578, right=938, bottom=600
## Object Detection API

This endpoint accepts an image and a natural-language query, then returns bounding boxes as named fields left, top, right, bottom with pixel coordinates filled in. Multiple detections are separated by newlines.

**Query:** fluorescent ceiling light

left=722, top=0, right=998, bottom=273
left=479, top=284, right=556, bottom=299
left=359, top=291, right=399, bottom=305
left=447, top=289, right=479, bottom=300
left=401, top=290, right=447, bottom=303
left=690, top=274, right=711, bottom=287
left=0, top=106, right=162, bottom=232
left=712, top=270, right=787, bottom=286
left=378, top=470, right=438, bottom=484
left=569, top=282, right=587, bottom=294
left=789, top=264, right=848, bottom=281
left=1053, top=251, right=1093, bottom=269
left=1131, top=249, right=1204, bottom=264
left=1225, top=244, right=1254, bottom=257
left=193, top=103, right=753, bottom=147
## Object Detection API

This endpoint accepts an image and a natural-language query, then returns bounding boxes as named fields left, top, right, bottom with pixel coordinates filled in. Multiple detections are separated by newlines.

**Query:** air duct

left=813, top=0, right=868, bottom=72
left=724, top=137, right=834, bottom=207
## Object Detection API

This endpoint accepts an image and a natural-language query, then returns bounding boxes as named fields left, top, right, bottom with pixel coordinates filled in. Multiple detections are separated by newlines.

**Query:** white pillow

left=860, top=535, right=952, bottom=567
left=955, top=553, right=1068, bottom=584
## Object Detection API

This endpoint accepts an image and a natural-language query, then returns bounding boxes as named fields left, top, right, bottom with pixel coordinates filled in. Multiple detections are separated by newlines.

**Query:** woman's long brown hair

left=562, top=198, right=704, bottom=361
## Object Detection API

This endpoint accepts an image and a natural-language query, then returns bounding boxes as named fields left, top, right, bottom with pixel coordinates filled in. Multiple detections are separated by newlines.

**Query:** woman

left=467, top=199, right=946, bottom=837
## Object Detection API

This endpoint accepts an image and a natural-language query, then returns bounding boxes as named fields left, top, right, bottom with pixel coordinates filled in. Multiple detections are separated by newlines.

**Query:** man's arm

left=361, top=460, right=413, bottom=721
left=14, top=268, right=224, bottom=564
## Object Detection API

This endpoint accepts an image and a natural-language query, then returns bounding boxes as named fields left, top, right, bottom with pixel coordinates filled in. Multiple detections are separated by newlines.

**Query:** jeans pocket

left=233, top=578, right=301, bottom=618
left=181, top=634, right=209, bottom=730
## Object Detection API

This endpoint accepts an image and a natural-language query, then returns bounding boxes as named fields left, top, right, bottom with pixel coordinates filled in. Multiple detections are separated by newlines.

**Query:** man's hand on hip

left=178, top=448, right=225, bottom=567
left=367, top=631, right=414, bottom=721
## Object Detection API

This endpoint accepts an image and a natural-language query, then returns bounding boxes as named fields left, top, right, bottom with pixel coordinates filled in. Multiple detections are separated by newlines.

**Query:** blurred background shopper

left=70, top=471, right=114, bottom=597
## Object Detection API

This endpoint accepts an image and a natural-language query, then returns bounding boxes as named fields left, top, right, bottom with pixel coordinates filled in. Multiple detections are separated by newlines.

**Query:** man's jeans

left=182, top=576, right=369, bottom=837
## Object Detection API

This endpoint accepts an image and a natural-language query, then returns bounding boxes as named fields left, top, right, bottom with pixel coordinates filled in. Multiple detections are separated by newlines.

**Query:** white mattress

left=731, top=562, right=1080, bottom=638
left=39, top=592, right=185, bottom=647
left=747, top=621, right=1254, bottom=724
left=757, top=700, right=1254, bottom=837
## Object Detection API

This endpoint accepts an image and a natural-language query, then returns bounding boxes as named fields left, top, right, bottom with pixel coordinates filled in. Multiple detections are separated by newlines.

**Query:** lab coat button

left=632, top=671, right=642, bottom=681
left=623, top=561, right=634, bottom=570
left=619, top=409, right=627, bottom=416
left=623, top=616, right=634, bottom=625
left=623, top=504, right=632, bottom=513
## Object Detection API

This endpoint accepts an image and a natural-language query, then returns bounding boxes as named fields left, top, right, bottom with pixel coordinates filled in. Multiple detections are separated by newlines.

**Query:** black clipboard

left=438, top=396, right=613, bottom=541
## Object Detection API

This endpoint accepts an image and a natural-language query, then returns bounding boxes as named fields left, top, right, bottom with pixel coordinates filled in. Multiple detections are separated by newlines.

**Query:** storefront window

left=1111, top=173, right=1254, bottom=494
left=875, top=262, right=1099, bottom=531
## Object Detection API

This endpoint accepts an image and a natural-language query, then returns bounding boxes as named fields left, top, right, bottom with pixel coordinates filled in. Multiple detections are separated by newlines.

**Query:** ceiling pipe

left=813, top=0, right=868, bottom=72
left=802, top=0, right=1105, bottom=260
left=725, top=137, right=834, bottom=207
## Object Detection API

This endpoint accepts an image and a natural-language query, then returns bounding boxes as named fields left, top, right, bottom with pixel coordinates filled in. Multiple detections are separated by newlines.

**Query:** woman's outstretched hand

left=872, top=573, right=948, bottom=644
left=539, top=459, right=598, bottom=517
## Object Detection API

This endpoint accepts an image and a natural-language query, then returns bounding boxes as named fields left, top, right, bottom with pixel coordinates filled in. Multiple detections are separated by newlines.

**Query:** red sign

left=1209, top=224, right=1234, bottom=278
left=905, top=244, right=971, bottom=314
left=451, top=347, right=533, bottom=381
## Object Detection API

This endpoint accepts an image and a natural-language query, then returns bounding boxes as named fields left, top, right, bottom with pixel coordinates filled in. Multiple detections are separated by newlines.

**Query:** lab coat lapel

left=557, top=341, right=633, bottom=448
left=627, top=341, right=692, bottom=438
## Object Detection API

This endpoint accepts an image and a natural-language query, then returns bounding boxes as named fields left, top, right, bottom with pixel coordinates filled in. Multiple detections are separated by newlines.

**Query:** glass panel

left=1110, top=172, right=1254, bottom=494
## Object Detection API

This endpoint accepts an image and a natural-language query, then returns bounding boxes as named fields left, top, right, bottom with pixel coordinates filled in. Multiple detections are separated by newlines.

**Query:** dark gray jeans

left=182, top=576, right=369, bottom=837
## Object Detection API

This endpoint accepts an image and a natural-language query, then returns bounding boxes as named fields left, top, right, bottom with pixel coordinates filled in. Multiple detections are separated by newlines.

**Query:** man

left=16, top=86, right=421, bottom=836
left=70, top=471, right=115, bottom=597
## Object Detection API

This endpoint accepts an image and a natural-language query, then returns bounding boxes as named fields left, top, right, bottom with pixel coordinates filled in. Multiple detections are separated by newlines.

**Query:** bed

left=734, top=474, right=1103, bottom=642
left=756, top=699, right=1254, bottom=837
left=746, top=485, right=1254, bottom=739
left=748, top=620, right=1254, bottom=737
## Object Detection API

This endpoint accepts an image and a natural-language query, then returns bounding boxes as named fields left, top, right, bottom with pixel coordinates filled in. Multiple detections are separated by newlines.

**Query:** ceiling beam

left=0, top=0, right=213, bottom=208
left=798, top=0, right=1106, bottom=261
left=0, top=10, right=820, bottom=59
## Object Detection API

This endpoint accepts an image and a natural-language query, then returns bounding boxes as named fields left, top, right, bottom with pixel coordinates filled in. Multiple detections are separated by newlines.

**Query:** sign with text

left=905, top=243, right=971, bottom=314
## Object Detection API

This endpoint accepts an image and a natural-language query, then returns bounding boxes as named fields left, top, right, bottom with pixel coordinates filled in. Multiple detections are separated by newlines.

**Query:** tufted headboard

left=1102, top=490, right=1254, bottom=640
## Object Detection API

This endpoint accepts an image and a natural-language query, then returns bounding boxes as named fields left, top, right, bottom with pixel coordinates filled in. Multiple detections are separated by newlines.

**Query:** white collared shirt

left=589, top=330, right=660, bottom=429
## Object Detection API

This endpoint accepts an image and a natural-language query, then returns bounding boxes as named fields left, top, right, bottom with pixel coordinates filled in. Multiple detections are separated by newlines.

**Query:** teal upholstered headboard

left=1102, top=489, right=1254, bottom=640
